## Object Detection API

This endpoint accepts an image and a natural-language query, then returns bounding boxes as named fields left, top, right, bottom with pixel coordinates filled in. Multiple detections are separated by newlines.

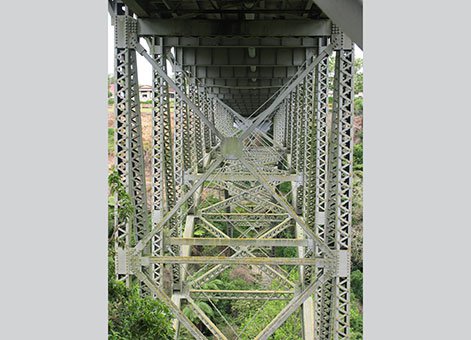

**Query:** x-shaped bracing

left=120, top=36, right=341, bottom=339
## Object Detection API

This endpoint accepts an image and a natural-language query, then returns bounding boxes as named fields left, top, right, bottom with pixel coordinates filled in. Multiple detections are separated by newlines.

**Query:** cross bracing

left=110, top=0, right=361, bottom=338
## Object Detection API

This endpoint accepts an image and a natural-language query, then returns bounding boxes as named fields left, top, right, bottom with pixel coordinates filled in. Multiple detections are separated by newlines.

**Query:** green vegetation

left=353, top=143, right=363, bottom=171
left=350, top=293, right=363, bottom=340
left=108, top=128, right=114, bottom=156
left=351, top=137, right=363, bottom=338
left=108, top=168, right=363, bottom=339
left=108, top=169, right=174, bottom=339
left=233, top=300, right=302, bottom=339
left=108, top=277, right=174, bottom=340
left=354, top=96, right=363, bottom=116
left=106, top=54, right=364, bottom=336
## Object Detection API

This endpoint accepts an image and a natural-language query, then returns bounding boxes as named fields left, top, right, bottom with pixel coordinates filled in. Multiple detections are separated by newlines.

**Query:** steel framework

left=110, top=0, right=360, bottom=338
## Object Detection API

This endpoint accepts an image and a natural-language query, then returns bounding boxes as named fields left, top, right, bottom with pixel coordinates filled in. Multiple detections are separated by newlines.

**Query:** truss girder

left=113, top=7, right=150, bottom=286
left=331, top=46, right=354, bottom=340
left=112, top=5, right=356, bottom=338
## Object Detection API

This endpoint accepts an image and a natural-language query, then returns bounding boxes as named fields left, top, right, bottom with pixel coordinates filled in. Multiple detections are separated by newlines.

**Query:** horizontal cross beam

left=160, top=36, right=320, bottom=48
left=138, top=19, right=331, bottom=37
left=166, top=237, right=311, bottom=247
left=186, top=173, right=297, bottom=182
left=190, top=289, right=294, bottom=300
left=145, top=256, right=327, bottom=266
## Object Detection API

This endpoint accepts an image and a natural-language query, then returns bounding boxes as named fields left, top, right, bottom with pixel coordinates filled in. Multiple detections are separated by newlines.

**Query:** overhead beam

left=194, top=65, right=299, bottom=79
left=122, top=0, right=150, bottom=17
left=161, top=36, right=320, bottom=48
left=138, top=19, right=331, bottom=37
left=175, top=46, right=312, bottom=67
left=313, top=0, right=362, bottom=48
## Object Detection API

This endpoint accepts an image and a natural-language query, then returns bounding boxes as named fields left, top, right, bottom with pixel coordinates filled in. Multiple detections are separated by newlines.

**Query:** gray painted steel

left=111, top=0, right=359, bottom=338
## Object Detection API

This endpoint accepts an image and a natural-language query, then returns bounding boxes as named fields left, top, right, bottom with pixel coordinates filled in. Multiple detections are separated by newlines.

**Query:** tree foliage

left=232, top=299, right=302, bottom=340
left=108, top=170, right=174, bottom=339
left=108, top=280, right=174, bottom=340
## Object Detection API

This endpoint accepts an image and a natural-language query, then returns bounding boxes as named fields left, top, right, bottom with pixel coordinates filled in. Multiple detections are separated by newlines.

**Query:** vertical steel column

left=220, top=105, right=235, bottom=137
left=286, top=96, right=292, bottom=154
left=113, top=4, right=149, bottom=283
left=113, top=4, right=131, bottom=285
left=296, top=80, right=307, bottom=213
left=273, top=105, right=286, bottom=148
left=127, top=46, right=149, bottom=244
left=210, top=97, right=218, bottom=147
left=302, top=70, right=315, bottom=219
left=150, top=38, right=167, bottom=286
left=173, top=50, right=187, bottom=231
left=320, top=42, right=342, bottom=340
left=331, top=38, right=354, bottom=340
left=213, top=101, right=224, bottom=136
left=153, top=42, right=180, bottom=290
left=182, top=71, right=195, bottom=211
left=310, top=39, right=331, bottom=340
left=290, top=90, right=299, bottom=173
left=181, top=72, right=193, bottom=178
left=199, top=88, right=212, bottom=153
left=299, top=56, right=317, bottom=340
left=189, top=81, right=204, bottom=172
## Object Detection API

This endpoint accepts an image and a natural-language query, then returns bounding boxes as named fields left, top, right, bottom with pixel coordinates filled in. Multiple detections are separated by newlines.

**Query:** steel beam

left=239, top=43, right=334, bottom=140
left=134, top=41, right=223, bottom=140
left=186, top=297, right=227, bottom=340
left=146, top=256, right=327, bottom=266
left=134, top=269, right=207, bottom=340
left=313, top=0, right=363, bottom=48
left=186, top=172, right=297, bottom=182
left=161, top=36, right=320, bottom=48
left=134, top=155, right=225, bottom=253
left=331, top=45, right=355, bottom=340
left=254, top=274, right=327, bottom=340
left=138, top=19, right=332, bottom=37
left=111, top=4, right=360, bottom=337
left=190, top=289, right=294, bottom=300
left=167, top=237, right=311, bottom=247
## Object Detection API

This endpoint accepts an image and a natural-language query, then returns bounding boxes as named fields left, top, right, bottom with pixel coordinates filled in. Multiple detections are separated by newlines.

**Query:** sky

left=107, top=17, right=363, bottom=86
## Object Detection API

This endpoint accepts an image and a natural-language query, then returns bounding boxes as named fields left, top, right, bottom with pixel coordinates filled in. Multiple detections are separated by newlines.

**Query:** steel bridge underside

left=110, top=0, right=361, bottom=339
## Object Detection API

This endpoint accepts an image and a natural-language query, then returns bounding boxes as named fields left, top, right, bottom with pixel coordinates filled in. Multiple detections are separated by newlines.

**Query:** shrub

left=354, top=97, right=363, bottom=116
left=108, top=280, right=174, bottom=340
left=350, top=292, right=363, bottom=340
left=351, top=270, right=363, bottom=303
left=353, top=143, right=363, bottom=171
left=108, top=128, right=114, bottom=156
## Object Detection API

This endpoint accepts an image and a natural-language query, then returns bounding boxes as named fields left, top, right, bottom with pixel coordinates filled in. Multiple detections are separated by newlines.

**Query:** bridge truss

left=110, top=1, right=360, bottom=339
